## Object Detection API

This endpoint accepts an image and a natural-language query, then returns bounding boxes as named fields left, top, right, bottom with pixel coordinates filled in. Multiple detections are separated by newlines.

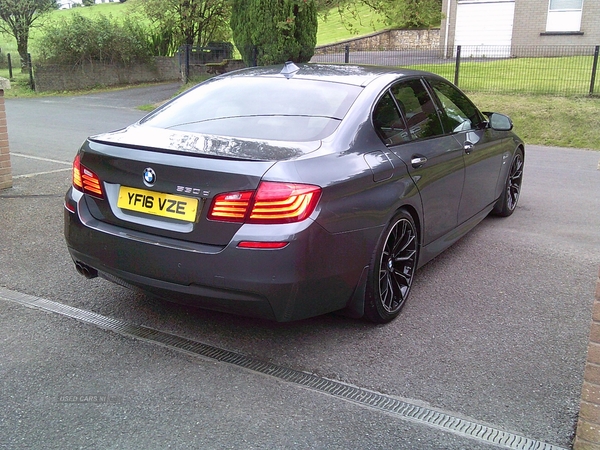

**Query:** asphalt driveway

left=1, top=83, right=599, bottom=449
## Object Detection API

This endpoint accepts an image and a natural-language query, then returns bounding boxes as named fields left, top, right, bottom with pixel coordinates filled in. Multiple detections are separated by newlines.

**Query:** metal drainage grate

left=0, top=287, right=567, bottom=450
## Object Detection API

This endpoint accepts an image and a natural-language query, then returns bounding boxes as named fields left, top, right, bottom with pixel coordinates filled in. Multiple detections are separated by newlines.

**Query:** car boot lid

left=89, top=125, right=322, bottom=162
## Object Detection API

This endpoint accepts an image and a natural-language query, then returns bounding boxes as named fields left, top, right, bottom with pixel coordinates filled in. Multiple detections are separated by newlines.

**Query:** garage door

left=455, top=0, right=515, bottom=57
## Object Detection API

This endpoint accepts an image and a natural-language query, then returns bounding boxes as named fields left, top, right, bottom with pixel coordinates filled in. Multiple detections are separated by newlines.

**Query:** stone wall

left=315, top=28, right=440, bottom=53
left=34, top=57, right=180, bottom=92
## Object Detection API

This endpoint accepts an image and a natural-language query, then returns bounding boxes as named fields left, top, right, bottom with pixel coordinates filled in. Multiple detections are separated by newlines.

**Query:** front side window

left=546, top=0, right=584, bottom=32
left=428, top=78, right=484, bottom=134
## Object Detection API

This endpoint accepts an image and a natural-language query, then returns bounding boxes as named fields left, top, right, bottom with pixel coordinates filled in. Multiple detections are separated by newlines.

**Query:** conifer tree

left=231, top=0, right=317, bottom=66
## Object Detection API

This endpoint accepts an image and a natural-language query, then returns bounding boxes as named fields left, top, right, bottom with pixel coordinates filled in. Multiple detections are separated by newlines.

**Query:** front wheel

left=365, top=210, right=418, bottom=324
left=492, top=148, right=524, bottom=217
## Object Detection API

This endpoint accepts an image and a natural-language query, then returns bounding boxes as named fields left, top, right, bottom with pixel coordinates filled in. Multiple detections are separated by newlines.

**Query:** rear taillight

left=208, top=191, right=253, bottom=222
left=249, top=182, right=321, bottom=224
left=72, top=154, right=104, bottom=199
left=208, top=181, right=321, bottom=224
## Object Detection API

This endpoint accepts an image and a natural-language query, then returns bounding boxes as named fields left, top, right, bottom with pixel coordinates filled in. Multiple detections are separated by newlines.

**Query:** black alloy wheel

left=365, top=210, right=418, bottom=324
left=493, top=148, right=524, bottom=217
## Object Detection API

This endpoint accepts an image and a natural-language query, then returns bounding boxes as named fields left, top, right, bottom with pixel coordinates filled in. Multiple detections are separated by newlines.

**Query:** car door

left=373, top=78, right=465, bottom=246
left=426, top=77, right=506, bottom=223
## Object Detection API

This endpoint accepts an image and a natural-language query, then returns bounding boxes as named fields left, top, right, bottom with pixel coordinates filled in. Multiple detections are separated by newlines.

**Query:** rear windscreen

left=140, top=77, right=362, bottom=142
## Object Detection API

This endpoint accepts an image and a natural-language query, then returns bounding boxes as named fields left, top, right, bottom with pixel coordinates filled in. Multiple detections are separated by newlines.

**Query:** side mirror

left=485, top=112, right=513, bottom=131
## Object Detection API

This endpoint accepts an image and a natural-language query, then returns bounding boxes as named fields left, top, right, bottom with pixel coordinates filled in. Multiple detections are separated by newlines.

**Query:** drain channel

left=0, top=287, right=567, bottom=450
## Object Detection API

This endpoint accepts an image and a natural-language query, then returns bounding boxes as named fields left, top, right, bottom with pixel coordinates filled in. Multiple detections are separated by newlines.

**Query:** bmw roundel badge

left=143, top=168, right=156, bottom=187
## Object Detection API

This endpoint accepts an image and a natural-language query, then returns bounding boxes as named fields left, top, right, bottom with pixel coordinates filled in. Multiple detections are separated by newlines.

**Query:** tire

left=492, top=148, right=524, bottom=217
left=365, top=210, right=418, bottom=324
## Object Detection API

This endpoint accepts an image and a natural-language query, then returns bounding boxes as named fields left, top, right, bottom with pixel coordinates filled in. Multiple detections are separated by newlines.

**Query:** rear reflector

left=64, top=201, right=76, bottom=214
left=237, top=241, right=289, bottom=249
left=208, top=181, right=321, bottom=225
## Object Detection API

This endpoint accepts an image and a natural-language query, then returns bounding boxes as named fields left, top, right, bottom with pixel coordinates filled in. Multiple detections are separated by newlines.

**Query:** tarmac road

left=1, top=83, right=599, bottom=449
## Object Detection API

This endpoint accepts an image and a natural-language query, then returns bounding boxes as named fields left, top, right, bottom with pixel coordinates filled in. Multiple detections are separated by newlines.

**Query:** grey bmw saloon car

left=64, top=63, right=524, bottom=323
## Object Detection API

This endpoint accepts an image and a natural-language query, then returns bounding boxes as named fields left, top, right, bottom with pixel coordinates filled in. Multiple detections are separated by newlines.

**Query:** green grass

left=0, top=70, right=35, bottom=97
left=408, top=55, right=600, bottom=96
left=469, top=93, right=600, bottom=149
left=316, top=4, right=387, bottom=46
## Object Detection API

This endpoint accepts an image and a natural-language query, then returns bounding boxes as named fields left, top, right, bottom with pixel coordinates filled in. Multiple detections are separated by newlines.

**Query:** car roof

left=217, top=63, right=433, bottom=87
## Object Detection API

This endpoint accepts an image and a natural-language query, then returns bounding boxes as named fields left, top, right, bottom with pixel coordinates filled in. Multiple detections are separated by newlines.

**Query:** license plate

left=117, top=186, right=199, bottom=222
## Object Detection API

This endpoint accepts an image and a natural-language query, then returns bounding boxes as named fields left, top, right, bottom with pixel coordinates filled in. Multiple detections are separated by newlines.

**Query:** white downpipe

left=444, top=0, right=452, bottom=58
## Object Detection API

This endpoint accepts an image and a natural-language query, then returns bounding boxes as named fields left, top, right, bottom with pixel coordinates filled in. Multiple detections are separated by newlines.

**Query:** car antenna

left=280, top=61, right=300, bottom=79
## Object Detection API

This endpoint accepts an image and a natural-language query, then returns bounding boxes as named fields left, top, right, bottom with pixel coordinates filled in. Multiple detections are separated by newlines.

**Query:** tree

left=38, top=13, right=153, bottom=65
left=0, top=0, right=57, bottom=69
left=133, top=0, right=231, bottom=51
left=231, top=0, right=318, bottom=66
left=367, top=0, right=442, bottom=28
left=317, top=0, right=442, bottom=30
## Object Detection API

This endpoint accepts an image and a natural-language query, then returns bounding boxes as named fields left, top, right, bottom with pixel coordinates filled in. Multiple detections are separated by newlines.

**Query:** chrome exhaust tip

left=75, top=261, right=98, bottom=279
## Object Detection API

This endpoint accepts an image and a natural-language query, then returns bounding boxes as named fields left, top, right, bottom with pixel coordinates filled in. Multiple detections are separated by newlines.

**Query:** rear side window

left=140, top=77, right=362, bottom=142
left=373, top=79, right=445, bottom=146
left=373, top=93, right=410, bottom=146
left=391, top=79, right=444, bottom=140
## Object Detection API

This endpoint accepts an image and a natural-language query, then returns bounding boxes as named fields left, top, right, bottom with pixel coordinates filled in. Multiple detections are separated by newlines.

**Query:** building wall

left=440, top=0, right=459, bottom=49
left=0, top=78, right=12, bottom=191
left=512, top=0, right=600, bottom=47
left=443, top=0, right=600, bottom=49
left=574, top=267, right=600, bottom=450
left=58, top=0, right=82, bottom=9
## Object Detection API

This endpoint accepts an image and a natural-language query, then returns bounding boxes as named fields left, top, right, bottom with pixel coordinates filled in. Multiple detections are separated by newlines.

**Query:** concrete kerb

left=0, top=77, right=12, bottom=190
left=574, top=267, right=600, bottom=450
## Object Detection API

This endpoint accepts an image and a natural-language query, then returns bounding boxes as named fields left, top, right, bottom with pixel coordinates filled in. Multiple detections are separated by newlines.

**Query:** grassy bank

left=409, top=56, right=599, bottom=97
left=0, top=2, right=384, bottom=60
left=316, top=4, right=386, bottom=46
left=469, top=93, right=600, bottom=150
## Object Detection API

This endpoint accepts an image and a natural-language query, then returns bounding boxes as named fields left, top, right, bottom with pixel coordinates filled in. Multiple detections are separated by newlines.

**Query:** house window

left=546, top=0, right=584, bottom=32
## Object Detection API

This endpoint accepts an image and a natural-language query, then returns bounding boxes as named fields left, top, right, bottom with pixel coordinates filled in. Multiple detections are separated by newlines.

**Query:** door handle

left=464, top=141, right=474, bottom=154
left=411, top=156, right=427, bottom=168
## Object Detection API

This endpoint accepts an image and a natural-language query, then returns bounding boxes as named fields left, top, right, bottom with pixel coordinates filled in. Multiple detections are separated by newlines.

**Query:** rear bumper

left=64, top=188, right=375, bottom=322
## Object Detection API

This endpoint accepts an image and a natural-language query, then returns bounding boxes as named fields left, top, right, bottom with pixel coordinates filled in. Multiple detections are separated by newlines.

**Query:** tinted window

left=373, top=92, right=410, bottom=146
left=141, top=77, right=363, bottom=142
left=428, top=78, right=484, bottom=133
left=391, top=79, right=444, bottom=140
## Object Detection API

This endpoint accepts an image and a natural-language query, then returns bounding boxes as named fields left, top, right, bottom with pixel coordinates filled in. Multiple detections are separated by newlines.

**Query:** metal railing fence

left=311, top=45, right=600, bottom=96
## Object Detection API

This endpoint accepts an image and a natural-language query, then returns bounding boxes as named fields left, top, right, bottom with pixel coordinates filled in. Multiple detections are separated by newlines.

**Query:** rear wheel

left=492, top=148, right=524, bottom=217
left=365, top=210, right=418, bottom=324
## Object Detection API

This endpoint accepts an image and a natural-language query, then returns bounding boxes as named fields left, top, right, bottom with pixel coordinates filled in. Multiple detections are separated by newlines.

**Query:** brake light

left=72, top=154, right=104, bottom=199
left=249, top=182, right=321, bottom=224
left=208, top=181, right=321, bottom=224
